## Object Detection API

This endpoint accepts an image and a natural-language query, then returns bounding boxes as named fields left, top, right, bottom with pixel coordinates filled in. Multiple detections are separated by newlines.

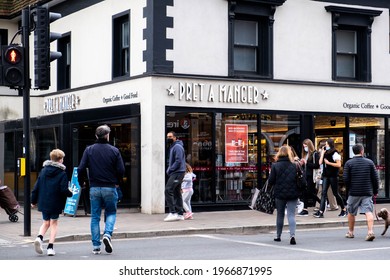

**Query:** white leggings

left=182, top=189, right=194, bottom=213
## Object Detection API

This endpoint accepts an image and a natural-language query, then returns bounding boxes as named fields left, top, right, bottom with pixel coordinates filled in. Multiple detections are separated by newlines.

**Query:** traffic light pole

left=22, top=7, right=31, bottom=237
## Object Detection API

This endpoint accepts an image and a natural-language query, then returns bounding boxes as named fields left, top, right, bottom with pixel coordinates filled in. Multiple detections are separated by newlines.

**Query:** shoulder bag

left=250, top=179, right=275, bottom=215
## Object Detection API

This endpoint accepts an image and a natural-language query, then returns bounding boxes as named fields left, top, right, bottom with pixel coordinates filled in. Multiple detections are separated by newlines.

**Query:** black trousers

left=165, top=172, right=185, bottom=214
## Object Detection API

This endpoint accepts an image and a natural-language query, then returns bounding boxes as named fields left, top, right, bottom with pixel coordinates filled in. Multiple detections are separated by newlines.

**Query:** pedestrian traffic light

left=1, top=45, right=25, bottom=87
left=34, top=6, right=62, bottom=90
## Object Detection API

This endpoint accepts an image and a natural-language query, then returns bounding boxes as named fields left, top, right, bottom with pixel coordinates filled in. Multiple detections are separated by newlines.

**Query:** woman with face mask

left=296, top=139, right=321, bottom=216
left=314, top=138, right=347, bottom=218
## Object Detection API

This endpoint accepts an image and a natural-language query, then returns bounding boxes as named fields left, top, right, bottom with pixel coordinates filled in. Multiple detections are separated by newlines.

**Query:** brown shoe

left=365, top=233, right=375, bottom=241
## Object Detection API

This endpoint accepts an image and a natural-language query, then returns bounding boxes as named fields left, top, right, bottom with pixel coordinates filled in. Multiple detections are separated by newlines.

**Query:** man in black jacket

left=343, top=143, right=379, bottom=241
left=78, top=125, right=125, bottom=254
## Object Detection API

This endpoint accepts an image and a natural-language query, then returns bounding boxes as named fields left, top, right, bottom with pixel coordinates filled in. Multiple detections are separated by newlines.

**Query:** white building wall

left=167, top=0, right=390, bottom=85
left=274, top=0, right=333, bottom=82
left=370, top=7, right=390, bottom=84
left=16, top=0, right=390, bottom=93
left=28, top=0, right=147, bottom=93
left=140, top=77, right=167, bottom=214
left=3, top=0, right=390, bottom=214
left=167, top=0, right=228, bottom=76
left=37, top=75, right=166, bottom=214
left=130, top=0, right=147, bottom=77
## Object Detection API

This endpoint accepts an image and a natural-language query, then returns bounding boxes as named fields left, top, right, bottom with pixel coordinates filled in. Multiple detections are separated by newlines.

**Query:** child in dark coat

left=31, top=149, right=72, bottom=256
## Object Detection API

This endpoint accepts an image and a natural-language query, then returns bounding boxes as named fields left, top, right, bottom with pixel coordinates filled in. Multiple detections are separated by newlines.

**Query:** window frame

left=326, top=5, right=382, bottom=83
left=112, top=11, right=130, bottom=79
left=57, top=33, right=71, bottom=90
left=233, top=19, right=259, bottom=73
left=227, top=0, right=286, bottom=79
left=336, top=28, right=358, bottom=79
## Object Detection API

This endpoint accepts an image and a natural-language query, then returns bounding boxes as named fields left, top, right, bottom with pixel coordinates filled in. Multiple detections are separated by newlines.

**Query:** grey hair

left=352, top=143, right=364, bottom=155
left=95, top=125, right=111, bottom=139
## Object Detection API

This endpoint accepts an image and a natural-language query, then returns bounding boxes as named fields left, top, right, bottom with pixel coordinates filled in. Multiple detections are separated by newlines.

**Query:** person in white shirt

left=313, top=138, right=347, bottom=218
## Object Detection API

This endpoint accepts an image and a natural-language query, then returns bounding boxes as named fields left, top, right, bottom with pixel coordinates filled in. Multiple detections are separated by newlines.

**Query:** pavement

left=0, top=203, right=389, bottom=245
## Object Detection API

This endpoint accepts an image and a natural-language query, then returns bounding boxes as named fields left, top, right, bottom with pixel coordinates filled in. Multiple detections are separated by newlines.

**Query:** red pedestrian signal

left=5, top=48, right=22, bottom=64
left=1, top=45, right=25, bottom=88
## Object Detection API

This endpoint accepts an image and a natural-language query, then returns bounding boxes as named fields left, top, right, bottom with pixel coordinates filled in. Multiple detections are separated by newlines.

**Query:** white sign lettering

left=44, top=94, right=80, bottom=114
left=168, top=82, right=268, bottom=104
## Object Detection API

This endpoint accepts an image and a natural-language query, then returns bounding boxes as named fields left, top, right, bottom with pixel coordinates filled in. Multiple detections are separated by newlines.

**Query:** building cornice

left=0, top=0, right=46, bottom=19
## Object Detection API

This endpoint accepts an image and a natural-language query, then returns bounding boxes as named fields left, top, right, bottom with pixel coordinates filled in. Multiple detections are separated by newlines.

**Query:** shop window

left=3, top=128, right=59, bottom=202
left=314, top=115, right=347, bottom=198
left=31, top=127, right=60, bottom=172
left=228, top=0, right=286, bottom=78
left=325, top=6, right=382, bottom=82
left=112, top=11, right=130, bottom=78
left=215, top=113, right=259, bottom=202
left=260, top=114, right=301, bottom=180
left=72, top=118, right=141, bottom=207
left=57, top=34, right=71, bottom=90
left=349, top=117, right=385, bottom=198
left=166, top=111, right=213, bottom=203
left=3, top=131, right=23, bottom=198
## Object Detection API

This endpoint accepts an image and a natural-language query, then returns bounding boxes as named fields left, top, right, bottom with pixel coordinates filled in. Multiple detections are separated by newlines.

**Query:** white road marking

left=195, top=234, right=390, bottom=254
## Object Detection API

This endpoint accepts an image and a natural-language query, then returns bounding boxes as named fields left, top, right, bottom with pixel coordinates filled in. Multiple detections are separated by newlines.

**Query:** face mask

left=326, top=146, right=330, bottom=150
left=304, top=147, right=308, bottom=152
left=167, top=138, right=174, bottom=145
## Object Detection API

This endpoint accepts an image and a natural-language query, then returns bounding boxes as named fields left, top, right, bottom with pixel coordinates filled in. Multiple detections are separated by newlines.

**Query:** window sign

left=225, top=124, right=248, bottom=163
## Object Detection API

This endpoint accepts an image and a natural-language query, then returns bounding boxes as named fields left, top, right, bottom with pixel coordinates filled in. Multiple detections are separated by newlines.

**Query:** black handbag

left=252, top=180, right=275, bottom=214
left=295, top=162, right=307, bottom=191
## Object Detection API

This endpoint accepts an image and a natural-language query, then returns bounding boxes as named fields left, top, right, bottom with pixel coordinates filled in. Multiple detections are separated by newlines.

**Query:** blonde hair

left=274, top=145, right=294, bottom=162
left=185, top=163, right=193, bottom=173
left=50, top=149, right=65, bottom=162
left=301, top=138, right=315, bottom=158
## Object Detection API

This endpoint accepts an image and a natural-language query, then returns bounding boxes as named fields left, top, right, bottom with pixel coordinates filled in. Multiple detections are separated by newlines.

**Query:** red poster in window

left=225, top=124, right=248, bottom=163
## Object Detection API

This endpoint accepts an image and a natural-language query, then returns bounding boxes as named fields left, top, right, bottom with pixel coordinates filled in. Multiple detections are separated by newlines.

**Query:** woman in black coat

left=268, top=145, right=300, bottom=245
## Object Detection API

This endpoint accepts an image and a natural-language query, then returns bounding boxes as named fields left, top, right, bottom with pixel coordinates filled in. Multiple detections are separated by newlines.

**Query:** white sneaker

left=297, top=201, right=304, bottom=213
left=47, top=248, right=55, bottom=256
left=177, top=214, right=184, bottom=221
left=164, top=213, right=178, bottom=222
left=34, top=237, right=43, bottom=254
left=92, top=248, right=101, bottom=255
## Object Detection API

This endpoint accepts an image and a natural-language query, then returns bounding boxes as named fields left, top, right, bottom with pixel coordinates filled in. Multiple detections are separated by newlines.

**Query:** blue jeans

left=275, top=198, right=297, bottom=239
left=89, top=186, right=118, bottom=248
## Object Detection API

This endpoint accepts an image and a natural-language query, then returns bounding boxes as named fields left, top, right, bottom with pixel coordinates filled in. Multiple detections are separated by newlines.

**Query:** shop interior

left=166, top=111, right=387, bottom=208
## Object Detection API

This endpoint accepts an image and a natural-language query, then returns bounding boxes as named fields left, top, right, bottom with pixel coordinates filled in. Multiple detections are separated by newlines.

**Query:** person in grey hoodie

left=164, top=131, right=186, bottom=222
